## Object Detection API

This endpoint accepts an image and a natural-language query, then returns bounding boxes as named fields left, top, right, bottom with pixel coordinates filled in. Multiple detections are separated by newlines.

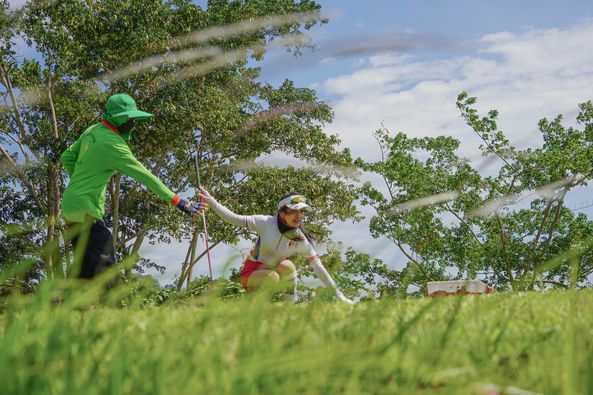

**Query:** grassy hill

left=1, top=280, right=592, bottom=395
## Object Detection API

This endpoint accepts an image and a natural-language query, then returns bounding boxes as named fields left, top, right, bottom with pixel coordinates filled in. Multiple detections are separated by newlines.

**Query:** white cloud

left=150, top=20, right=593, bottom=282
left=302, top=20, right=593, bottom=274
left=319, top=20, right=593, bottom=162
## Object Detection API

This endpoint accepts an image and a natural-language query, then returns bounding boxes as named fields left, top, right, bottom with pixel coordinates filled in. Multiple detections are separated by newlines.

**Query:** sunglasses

left=289, top=196, right=306, bottom=204
left=277, top=194, right=311, bottom=211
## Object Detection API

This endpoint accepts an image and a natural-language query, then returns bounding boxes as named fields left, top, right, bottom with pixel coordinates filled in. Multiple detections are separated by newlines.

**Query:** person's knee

left=250, top=271, right=280, bottom=292
left=277, top=260, right=296, bottom=278
left=266, top=271, right=281, bottom=283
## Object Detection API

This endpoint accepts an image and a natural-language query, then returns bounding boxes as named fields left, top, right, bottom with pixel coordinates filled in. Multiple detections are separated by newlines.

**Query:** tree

left=357, top=92, right=593, bottom=293
left=0, top=0, right=360, bottom=287
left=305, top=243, right=395, bottom=300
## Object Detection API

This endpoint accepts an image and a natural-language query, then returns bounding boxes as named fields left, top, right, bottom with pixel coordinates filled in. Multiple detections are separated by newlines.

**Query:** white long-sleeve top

left=210, top=199, right=339, bottom=290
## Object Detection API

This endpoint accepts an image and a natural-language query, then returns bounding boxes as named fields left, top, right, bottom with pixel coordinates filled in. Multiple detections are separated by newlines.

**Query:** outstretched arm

left=199, top=186, right=256, bottom=229
left=112, top=142, right=176, bottom=202
left=112, top=142, right=204, bottom=215
left=308, top=257, right=354, bottom=304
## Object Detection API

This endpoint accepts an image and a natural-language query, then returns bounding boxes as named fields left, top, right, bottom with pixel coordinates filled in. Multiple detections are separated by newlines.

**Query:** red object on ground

left=427, top=280, right=493, bottom=297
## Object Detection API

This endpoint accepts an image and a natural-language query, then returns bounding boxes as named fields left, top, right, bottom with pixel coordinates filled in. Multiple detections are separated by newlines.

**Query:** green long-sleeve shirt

left=61, top=122, right=176, bottom=223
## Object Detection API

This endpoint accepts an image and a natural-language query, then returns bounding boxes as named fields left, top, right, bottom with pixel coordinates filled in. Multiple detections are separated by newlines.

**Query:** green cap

left=103, top=93, right=153, bottom=126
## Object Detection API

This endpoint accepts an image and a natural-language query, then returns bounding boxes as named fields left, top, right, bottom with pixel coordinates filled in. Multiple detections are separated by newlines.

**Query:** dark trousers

left=69, top=219, right=116, bottom=279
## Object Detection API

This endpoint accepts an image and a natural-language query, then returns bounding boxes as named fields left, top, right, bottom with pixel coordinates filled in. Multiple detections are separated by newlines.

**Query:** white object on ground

left=426, top=280, right=493, bottom=297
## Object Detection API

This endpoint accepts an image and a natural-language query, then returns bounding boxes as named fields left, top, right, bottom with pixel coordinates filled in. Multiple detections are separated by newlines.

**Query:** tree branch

left=0, top=63, right=27, bottom=140
left=522, top=199, right=553, bottom=278
left=0, top=143, right=39, bottom=198
left=46, top=64, right=60, bottom=139
left=0, top=127, right=31, bottom=163
left=513, top=278, right=568, bottom=289
left=535, top=193, right=566, bottom=270
left=444, top=202, right=483, bottom=247
left=373, top=130, right=397, bottom=201
left=462, top=115, right=511, bottom=166
left=494, top=213, right=514, bottom=283
left=393, top=238, right=434, bottom=282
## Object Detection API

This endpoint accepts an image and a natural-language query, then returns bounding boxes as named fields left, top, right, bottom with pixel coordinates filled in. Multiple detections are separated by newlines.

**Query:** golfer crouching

left=198, top=187, right=354, bottom=304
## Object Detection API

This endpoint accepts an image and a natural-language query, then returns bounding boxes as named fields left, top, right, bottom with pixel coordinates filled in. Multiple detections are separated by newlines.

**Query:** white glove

left=335, top=290, right=355, bottom=305
left=198, top=186, right=215, bottom=204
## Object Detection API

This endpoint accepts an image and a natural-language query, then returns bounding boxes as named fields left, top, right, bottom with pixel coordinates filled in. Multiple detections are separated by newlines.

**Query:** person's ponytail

left=300, top=224, right=323, bottom=245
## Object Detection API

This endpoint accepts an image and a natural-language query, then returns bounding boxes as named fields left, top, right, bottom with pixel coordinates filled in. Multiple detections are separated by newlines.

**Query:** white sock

left=286, top=271, right=298, bottom=303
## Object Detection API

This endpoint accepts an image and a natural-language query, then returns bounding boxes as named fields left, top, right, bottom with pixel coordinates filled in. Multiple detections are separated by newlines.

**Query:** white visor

left=277, top=195, right=312, bottom=212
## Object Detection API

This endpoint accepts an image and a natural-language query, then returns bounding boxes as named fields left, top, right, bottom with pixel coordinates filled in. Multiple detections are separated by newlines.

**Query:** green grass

left=1, top=280, right=593, bottom=395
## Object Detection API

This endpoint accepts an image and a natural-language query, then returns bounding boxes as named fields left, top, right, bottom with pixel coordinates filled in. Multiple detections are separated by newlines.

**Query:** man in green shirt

left=61, top=93, right=202, bottom=278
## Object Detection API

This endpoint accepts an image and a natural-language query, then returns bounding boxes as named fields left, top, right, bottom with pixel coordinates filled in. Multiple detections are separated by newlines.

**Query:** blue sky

left=137, top=1, right=593, bottom=285
left=259, top=0, right=593, bottom=85
left=319, top=0, right=593, bottom=34
left=151, top=1, right=593, bottom=284
left=7, top=0, right=593, bottom=285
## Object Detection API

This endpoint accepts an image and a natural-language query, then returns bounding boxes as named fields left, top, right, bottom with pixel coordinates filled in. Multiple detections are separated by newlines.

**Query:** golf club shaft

left=194, top=152, right=214, bottom=286
left=201, top=212, right=214, bottom=286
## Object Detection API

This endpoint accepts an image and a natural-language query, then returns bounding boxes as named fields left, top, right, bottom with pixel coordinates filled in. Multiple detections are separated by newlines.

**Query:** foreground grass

left=1, top=281, right=592, bottom=395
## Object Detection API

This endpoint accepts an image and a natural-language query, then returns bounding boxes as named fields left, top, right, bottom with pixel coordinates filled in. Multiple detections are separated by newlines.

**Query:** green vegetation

left=2, top=1, right=593, bottom=392
left=358, top=95, right=593, bottom=293
left=3, top=0, right=593, bottom=296
left=1, top=0, right=357, bottom=286
left=1, top=275, right=592, bottom=394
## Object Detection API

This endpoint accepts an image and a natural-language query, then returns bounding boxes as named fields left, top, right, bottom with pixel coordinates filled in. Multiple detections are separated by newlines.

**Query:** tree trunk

left=46, top=68, right=64, bottom=278
left=186, top=230, right=198, bottom=289
left=178, top=240, right=221, bottom=289
left=47, top=164, right=63, bottom=278
left=530, top=194, right=567, bottom=289
left=178, top=232, right=197, bottom=290
left=45, top=162, right=55, bottom=278
left=128, top=230, right=146, bottom=278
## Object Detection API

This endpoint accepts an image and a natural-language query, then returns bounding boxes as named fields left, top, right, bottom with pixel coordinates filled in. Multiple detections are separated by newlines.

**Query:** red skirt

left=240, top=259, right=267, bottom=291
